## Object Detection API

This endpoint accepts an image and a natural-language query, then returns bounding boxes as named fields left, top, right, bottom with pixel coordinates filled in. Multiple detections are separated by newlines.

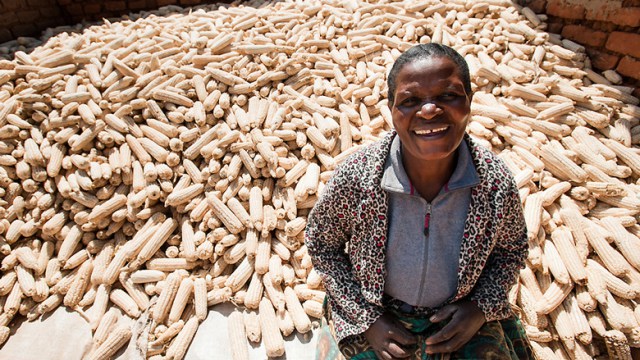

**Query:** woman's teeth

left=414, top=126, right=448, bottom=135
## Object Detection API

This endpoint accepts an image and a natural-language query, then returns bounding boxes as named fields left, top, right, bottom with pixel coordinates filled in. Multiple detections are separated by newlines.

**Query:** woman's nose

left=417, top=102, right=443, bottom=119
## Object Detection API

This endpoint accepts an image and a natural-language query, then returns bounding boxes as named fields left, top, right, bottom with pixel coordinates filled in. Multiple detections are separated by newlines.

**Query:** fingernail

left=429, top=316, right=436, bottom=322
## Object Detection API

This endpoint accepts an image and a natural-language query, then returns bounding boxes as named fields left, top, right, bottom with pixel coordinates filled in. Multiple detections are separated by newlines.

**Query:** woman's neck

left=402, top=149, right=458, bottom=202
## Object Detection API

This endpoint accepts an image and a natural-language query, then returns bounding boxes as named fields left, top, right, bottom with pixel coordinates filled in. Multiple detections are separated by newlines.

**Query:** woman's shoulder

left=466, top=135, right=518, bottom=189
left=332, top=131, right=395, bottom=179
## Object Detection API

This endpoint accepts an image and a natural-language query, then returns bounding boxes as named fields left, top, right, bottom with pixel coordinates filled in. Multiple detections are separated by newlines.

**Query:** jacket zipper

left=423, top=203, right=432, bottom=236
left=417, top=202, right=432, bottom=301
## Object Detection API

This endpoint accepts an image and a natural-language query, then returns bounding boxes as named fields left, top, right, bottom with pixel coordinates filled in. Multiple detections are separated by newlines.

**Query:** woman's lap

left=336, top=314, right=532, bottom=360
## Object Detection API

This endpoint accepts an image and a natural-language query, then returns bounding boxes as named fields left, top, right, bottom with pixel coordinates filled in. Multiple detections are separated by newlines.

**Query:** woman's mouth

left=413, top=125, right=449, bottom=137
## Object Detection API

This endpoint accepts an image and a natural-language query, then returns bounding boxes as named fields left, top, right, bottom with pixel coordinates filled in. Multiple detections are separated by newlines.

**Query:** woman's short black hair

left=387, top=43, right=472, bottom=106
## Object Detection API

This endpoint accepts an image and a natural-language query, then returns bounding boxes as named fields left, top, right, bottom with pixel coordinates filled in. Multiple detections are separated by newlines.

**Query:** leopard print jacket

left=305, top=130, right=528, bottom=343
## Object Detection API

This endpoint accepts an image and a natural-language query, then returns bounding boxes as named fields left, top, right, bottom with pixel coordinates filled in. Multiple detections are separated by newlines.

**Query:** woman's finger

left=429, top=305, right=458, bottom=323
left=374, top=348, right=387, bottom=360
left=425, top=332, right=469, bottom=355
left=424, top=320, right=461, bottom=345
left=387, top=341, right=413, bottom=359
left=388, top=322, right=417, bottom=346
left=378, top=348, right=395, bottom=360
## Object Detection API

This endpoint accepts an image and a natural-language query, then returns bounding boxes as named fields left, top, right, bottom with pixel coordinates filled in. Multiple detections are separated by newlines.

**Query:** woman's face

left=390, top=56, right=471, bottom=168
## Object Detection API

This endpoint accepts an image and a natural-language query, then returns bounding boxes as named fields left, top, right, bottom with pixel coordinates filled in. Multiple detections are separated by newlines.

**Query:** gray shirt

left=382, top=136, right=479, bottom=308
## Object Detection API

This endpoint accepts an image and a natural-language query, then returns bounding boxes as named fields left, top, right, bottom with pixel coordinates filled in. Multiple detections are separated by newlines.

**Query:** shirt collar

left=381, top=135, right=480, bottom=195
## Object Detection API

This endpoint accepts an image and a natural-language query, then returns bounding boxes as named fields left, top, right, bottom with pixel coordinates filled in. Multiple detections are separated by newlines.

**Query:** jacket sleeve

left=305, top=165, right=384, bottom=343
left=469, top=178, right=528, bottom=322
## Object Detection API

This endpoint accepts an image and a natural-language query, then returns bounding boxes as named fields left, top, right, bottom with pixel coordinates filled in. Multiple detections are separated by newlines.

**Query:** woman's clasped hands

left=364, top=301, right=486, bottom=359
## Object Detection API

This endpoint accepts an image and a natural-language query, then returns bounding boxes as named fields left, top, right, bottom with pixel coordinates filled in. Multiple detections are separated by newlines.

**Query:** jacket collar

left=381, top=134, right=480, bottom=196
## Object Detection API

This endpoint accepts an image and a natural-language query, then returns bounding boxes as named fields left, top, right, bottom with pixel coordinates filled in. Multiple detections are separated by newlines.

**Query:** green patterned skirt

left=340, top=313, right=531, bottom=360
left=325, top=299, right=532, bottom=360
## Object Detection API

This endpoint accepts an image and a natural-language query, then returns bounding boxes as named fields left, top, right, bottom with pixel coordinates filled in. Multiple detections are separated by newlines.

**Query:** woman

left=305, top=44, right=532, bottom=360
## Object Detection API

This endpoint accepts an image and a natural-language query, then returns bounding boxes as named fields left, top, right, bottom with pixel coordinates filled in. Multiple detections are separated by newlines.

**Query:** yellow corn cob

left=588, top=259, right=638, bottom=300
left=537, top=281, right=573, bottom=314
left=549, top=305, right=576, bottom=352
left=0, top=271, right=17, bottom=296
left=63, top=259, right=93, bottom=307
left=228, top=310, right=250, bottom=360
left=603, top=330, right=632, bottom=360
left=248, top=186, right=264, bottom=232
left=255, top=233, right=271, bottom=275
left=284, top=286, right=312, bottom=333
left=165, top=184, right=204, bottom=207
left=15, top=247, right=38, bottom=271
left=168, top=277, right=193, bottom=325
left=193, top=278, right=208, bottom=321
left=131, top=218, right=178, bottom=269
left=152, top=89, right=194, bottom=107
left=151, top=320, right=184, bottom=347
left=165, top=317, right=199, bottom=360
left=599, top=291, right=638, bottom=332
left=152, top=271, right=182, bottom=324
left=543, top=240, right=571, bottom=284
left=529, top=340, right=558, bottom=360
left=110, top=288, right=141, bottom=318
left=58, top=224, right=83, bottom=265
left=259, top=297, right=285, bottom=357
left=207, top=287, right=232, bottom=306
left=574, top=284, right=597, bottom=312
left=223, top=241, right=245, bottom=264
left=244, top=272, right=264, bottom=310
left=119, top=272, right=149, bottom=312
left=524, top=325, right=553, bottom=343
left=539, top=144, right=588, bottom=183
left=77, top=283, right=96, bottom=308
left=177, top=218, right=197, bottom=262
left=15, top=264, right=36, bottom=297
left=87, top=325, right=132, bottom=360
left=558, top=209, right=589, bottom=263
left=550, top=227, right=587, bottom=284
left=269, top=254, right=283, bottom=285
left=243, top=310, right=261, bottom=343
left=93, top=307, right=119, bottom=349
left=601, top=138, right=640, bottom=175
left=523, top=192, right=543, bottom=243
left=224, top=256, right=253, bottom=292
left=585, top=226, right=631, bottom=277
left=302, top=299, right=324, bottom=318
left=207, top=193, right=245, bottom=234
left=584, top=260, right=609, bottom=305
left=563, top=293, right=592, bottom=345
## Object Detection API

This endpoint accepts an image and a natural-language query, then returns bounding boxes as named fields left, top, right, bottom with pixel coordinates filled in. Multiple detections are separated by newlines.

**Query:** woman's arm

left=305, top=168, right=385, bottom=343
left=469, top=179, right=528, bottom=321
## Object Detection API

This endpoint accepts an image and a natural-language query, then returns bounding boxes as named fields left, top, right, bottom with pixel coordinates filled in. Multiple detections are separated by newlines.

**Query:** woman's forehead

left=395, top=57, right=465, bottom=89
left=397, top=57, right=461, bottom=79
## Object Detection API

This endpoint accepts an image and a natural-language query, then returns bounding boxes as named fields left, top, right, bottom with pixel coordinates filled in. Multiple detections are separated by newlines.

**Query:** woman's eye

left=440, top=93, right=459, bottom=100
left=401, top=97, right=419, bottom=106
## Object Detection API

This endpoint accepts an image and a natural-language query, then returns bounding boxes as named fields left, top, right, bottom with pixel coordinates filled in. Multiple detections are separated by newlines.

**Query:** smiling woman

left=390, top=54, right=472, bottom=202
left=306, top=44, right=533, bottom=360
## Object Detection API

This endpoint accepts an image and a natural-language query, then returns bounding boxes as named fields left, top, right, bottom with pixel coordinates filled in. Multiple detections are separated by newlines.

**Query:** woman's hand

left=364, top=312, right=417, bottom=359
left=424, top=300, right=486, bottom=354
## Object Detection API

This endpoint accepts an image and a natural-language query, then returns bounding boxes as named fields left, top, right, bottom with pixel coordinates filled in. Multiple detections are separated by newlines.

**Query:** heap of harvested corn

left=0, top=0, right=639, bottom=358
